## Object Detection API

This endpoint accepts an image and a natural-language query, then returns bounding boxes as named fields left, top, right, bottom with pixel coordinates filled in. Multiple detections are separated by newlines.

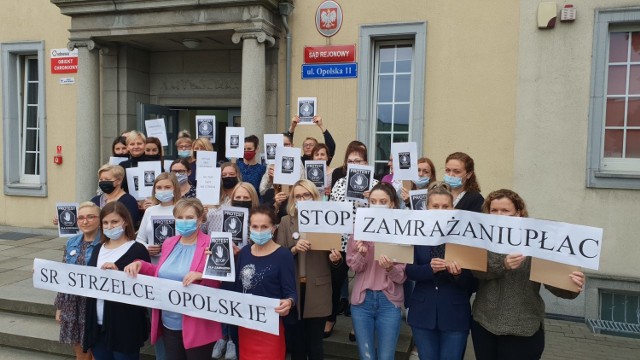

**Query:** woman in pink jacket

left=125, top=198, right=222, bottom=359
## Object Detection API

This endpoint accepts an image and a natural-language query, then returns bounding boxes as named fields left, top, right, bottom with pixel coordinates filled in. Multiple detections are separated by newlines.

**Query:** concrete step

left=0, top=345, right=73, bottom=359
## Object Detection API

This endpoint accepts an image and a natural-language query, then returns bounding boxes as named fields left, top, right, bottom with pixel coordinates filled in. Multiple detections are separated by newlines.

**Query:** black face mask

left=146, top=154, right=161, bottom=161
left=99, top=181, right=116, bottom=194
left=232, top=200, right=253, bottom=209
left=222, top=177, right=239, bottom=189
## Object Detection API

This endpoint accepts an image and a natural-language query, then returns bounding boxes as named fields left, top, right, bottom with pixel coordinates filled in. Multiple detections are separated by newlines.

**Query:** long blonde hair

left=287, top=179, right=321, bottom=217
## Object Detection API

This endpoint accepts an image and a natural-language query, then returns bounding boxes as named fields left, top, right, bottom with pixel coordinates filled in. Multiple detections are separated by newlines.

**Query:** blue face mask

left=175, top=219, right=198, bottom=237
left=103, top=225, right=125, bottom=240
left=250, top=229, right=273, bottom=245
left=443, top=174, right=463, bottom=189
left=155, top=190, right=174, bottom=203
left=175, top=173, right=189, bottom=185
left=413, top=176, right=430, bottom=188
left=178, top=150, right=191, bottom=158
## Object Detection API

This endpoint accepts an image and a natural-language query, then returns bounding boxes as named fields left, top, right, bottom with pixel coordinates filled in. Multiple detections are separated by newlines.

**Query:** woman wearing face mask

left=236, top=135, right=266, bottom=196
left=347, top=182, right=406, bottom=360
left=275, top=180, right=342, bottom=360
left=136, top=173, right=182, bottom=261
left=188, top=138, right=215, bottom=186
left=83, top=202, right=150, bottom=360
left=405, top=182, right=477, bottom=360
left=145, top=137, right=164, bottom=163
left=124, top=198, right=222, bottom=360
left=91, top=164, right=141, bottom=229
left=170, top=158, right=196, bottom=199
left=471, top=190, right=585, bottom=360
left=55, top=202, right=102, bottom=360
left=399, top=157, right=436, bottom=207
left=175, top=132, right=193, bottom=160
left=443, top=152, right=484, bottom=212
left=234, top=205, right=297, bottom=360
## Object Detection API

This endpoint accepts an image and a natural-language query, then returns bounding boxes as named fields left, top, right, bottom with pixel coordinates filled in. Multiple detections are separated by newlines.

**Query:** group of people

left=53, top=116, right=585, bottom=360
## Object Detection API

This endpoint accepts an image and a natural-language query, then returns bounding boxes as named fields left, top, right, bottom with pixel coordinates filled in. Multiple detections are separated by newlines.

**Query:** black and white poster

left=264, top=134, right=283, bottom=165
left=203, top=232, right=235, bottom=282
left=274, top=146, right=302, bottom=185
left=297, top=97, right=317, bottom=125
left=196, top=115, right=216, bottom=142
left=391, top=142, right=419, bottom=181
left=151, top=216, right=175, bottom=246
left=221, top=206, right=249, bottom=248
left=409, top=189, right=428, bottom=210
left=56, top=203, right=80, bottom=237
left=226, top=127, right=245, bottom=158
left=346, top=164, right=374, bottom=202
left=131, top=161, right=162, bottom=199
left=305, top=160, right=326, bottom=189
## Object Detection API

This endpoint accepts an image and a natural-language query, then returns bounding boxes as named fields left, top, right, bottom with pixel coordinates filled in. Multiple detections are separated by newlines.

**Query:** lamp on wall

left=182, top=39, right=201, bottom=49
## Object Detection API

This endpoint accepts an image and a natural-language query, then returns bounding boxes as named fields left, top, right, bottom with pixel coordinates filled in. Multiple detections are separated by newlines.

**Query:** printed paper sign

left=297, top=201, right=353, bottom=234
left=274, top=147, right=302, bottom=185
left=409, top=189, right=428, bottom=210
left=221, top=206, right=249, bottom=248
left=297, top=97, right=317, bottom=125
left=109, top=157, right=127, bottom=165
left=226, top=127, right=245, bottom=158
left=126, top=168, right=143, bottom=200
left=264, top=134, right=284, bottom=165
left=391, top=142, right=418, bottom=181
left=346, top=164, right=374, bottom=202
left=196, top=167, right=221, bottom=205
left=353, top=208, right=604, bottom=270
left=196, top=150, right=217, bottom=169
left=151, top=216, right=175, bottom=246
left=196, top=115, right=216, bottom=142
left=137, top=161, right=162, bottom=199
left=203, top=232, right=235, bottom=282
left=145, top=119, right=168, bottom=147
left=57, top=203, right=80, bottom=237
left=305, top=161, right=326, bottom=189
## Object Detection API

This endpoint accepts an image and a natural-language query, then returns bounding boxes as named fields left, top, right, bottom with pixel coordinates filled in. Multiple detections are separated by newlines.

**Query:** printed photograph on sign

left=56, top=203, right=80, bottom=237
left=225, top=127, right=245, bottom=158
left=203, top=233, right=235, bottom=282
left=274, top=147, right=302, bottom=185
left=399, top=152, right=411, bottom=170
left=152, top=216, right=175, bottom=246
left=196, top=115, right=216, bottom=143
left=222, top=206, right=249, bottom=248
left=346, top=164, right=374, bottom=201
left=391, top=142, right=419, bottom=181
left=409, top=189, right=428, bottom=210
left=264, top=134, right=284, bottom=165
left=297, top=97, right=317, bottom=125
left=137, top=161, right=162, bottom=198
left=144, top=171, right=156, bottom=186
left=305, top=160, right=326, bottom=189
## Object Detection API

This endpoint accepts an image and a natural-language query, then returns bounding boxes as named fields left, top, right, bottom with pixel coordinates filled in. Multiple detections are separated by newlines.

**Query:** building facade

left=1, top=0, right=639, bottom=321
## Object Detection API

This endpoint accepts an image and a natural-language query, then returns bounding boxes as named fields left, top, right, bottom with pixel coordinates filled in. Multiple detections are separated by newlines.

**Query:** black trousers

left=163, top=326, right=215, bottom=360
left=471, top=320, right=545, bottom=360
left=328, top=253, right=349, bottom=322
left=286, top=283, right=326, bottom=360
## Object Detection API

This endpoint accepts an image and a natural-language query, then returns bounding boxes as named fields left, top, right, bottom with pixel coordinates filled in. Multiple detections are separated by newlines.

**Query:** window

left=357, top=22, right=426, bottom=179
left=588, top=10, right=640, bottom=189
left=2, top=41, right=47, bottom=196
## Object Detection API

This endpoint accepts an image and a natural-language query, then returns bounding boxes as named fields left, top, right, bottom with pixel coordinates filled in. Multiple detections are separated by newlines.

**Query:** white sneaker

left=225, top=340, right=237, bottom=360
left=409, top=350, right=419, bottom=360
left=211, top=339, right=227, bottom=359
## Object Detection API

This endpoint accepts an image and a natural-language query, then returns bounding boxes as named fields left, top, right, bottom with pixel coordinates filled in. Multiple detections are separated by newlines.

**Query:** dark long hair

left=100, top=202, right=136, bottom=243
left=446, top=152, right=480, bottom=193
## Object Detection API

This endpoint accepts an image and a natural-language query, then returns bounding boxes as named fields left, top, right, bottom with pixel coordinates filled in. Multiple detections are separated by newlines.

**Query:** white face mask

left=369, top=204, right=389, bottom=209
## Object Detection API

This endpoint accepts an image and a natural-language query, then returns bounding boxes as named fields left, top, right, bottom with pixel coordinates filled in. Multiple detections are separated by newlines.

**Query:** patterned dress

left=54, top=240, right=89, bottom=345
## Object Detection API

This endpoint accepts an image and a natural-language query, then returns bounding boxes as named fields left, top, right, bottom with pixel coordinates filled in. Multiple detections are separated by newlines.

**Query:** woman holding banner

left=235, top=205, right=297, bottom=360
left=405, top=182, right=477, bottom=360
left=347, top=182, right=406, bottom=360
left=276, top=179, right=342, bottom=360
left=471, top=189, right=585, bottom=360
left=443, top=152, right=484, bottom=212
left=83, top=201, right=151, bottom=360
left=124, top=198, right=222, bottom=360
left=55, top=202, right=102, bottom=360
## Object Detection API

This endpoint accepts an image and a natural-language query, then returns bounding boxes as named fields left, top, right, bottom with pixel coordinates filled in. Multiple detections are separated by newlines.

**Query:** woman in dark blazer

left=443, top=152, right=484, bottom=212
left=406, top=182, right=478, bottom=360
left=275, top=179, right=343, bottom=360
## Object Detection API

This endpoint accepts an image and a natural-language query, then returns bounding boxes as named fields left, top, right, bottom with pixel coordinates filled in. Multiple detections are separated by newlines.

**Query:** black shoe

left=348, top=331, right=356, bottom=342
left=337, top=298, right=348, bottom=315
left=344, top=303, right=351, bottom=317
left=323, top=321, right=336, bottom=338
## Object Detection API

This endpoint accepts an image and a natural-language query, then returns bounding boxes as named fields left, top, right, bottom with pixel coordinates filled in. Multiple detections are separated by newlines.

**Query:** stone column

left=68, top=40, right=100, bottom=202
left=232, top=30, right=275, bottom=139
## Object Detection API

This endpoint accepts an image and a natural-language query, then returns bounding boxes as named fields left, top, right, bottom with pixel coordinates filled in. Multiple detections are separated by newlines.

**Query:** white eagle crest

left=321, top=9, right=337, bottom=29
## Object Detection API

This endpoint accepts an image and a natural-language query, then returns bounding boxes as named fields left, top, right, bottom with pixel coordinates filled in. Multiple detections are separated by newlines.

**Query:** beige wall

left=0, top=0, right=75, bottom=228
left=280, top=0, right=519, bottom=193
left=515, top=1, right=640, bottom=278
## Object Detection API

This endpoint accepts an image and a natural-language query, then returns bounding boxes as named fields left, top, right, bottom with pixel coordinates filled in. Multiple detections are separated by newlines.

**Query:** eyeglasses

left=177, top=145, right=191, bottom=150
left=347, top=159, right=364, bottom=164
left=171, top=170, right=188, bottom=176
left=303, top=143, right=316, bottom=148
left=78, top=215, right=99, bottom=222
left=294, top=192, right=313, bottom=201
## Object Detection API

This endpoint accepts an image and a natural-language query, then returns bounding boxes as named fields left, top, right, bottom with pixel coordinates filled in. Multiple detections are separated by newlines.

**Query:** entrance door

left=137, top=103, right=179, bottom=158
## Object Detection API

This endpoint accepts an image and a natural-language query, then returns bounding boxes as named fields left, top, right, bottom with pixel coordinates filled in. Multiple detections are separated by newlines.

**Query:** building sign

left=316, top=1, right=343, bottom=37
left=302, top=63, right=357, bottom=79
left=304, top=45, right=356, bottom=64
left=50, top=48, right=78, bottom=74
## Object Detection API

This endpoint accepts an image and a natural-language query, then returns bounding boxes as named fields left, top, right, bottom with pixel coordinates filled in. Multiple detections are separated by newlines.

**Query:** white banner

left=297, top=201, right=353, bottom=234
left=354, top=208, right=603, bottom=270
left=33, top=259, right=280, bottom=335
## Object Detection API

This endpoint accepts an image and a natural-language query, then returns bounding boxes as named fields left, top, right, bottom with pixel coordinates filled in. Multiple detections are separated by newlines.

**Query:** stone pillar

left=232, top=30, right=275, bottom=139
left=68, top=40, right=100, bottom=202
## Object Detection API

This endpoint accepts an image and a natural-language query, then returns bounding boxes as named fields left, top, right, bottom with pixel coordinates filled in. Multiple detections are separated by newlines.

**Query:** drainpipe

left=279, top=2, right=294, bottom=131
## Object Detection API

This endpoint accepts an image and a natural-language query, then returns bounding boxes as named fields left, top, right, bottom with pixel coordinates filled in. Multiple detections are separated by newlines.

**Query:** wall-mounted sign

left=316, top=1, right=343, bottom=37
left=50, top=48, right=78, bottom=74
left=304, top=45, right=355, bottom=64
left=302, top=63, right=357, bottom=80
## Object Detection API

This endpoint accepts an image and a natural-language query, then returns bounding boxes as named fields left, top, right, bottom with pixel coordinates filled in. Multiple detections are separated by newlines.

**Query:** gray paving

left=0, top=346, right=72, bottom=359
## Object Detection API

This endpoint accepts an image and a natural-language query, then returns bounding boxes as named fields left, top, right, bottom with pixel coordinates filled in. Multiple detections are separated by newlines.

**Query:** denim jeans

left=154, top=336, right=165, bottom=360
left=91, top=332, right=140, bottom=360
left=350, top=290, right=402, bottom=360
left=411, top=326, right=468, bottom=360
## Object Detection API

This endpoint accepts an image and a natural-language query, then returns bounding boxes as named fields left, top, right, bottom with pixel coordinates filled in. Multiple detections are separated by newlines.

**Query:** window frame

left=357, top=22, right=427, bottom=171
left=588, top=9, right=640, bottom=189
left=2, top=41, right=47, bottom=196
